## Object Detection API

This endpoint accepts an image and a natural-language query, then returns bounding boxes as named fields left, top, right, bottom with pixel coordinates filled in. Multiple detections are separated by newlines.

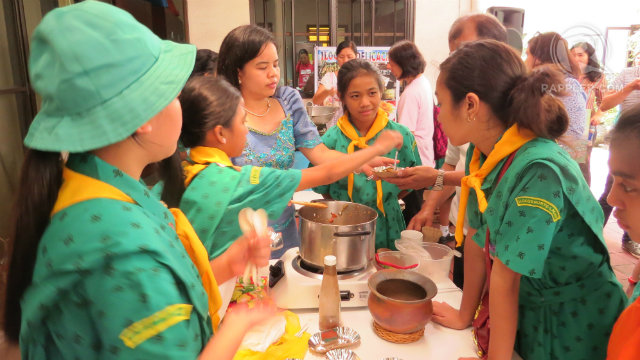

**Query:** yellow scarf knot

left=183, top=146, right=240, bottom=187
left=337, top=109, right=389, bottom=216
left=455, top=125, right=536, bottom=246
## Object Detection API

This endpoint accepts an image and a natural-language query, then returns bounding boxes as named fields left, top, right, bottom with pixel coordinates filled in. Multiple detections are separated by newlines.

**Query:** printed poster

left=314, top=46, right=399, bottom=120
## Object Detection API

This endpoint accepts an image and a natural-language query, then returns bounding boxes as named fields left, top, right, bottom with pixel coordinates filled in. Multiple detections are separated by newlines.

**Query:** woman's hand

left=224, top=301, right=279, bottom=330
left=199, top=301, right=278, bottom=360
left=407, top=201, right=437, bottom=230
left=225, top=231, right=272, bottom=277
left=384, top=166, right=438, bottom=190
left=361, top=156, right=398, bottom=178
left=432, top=301, right=472, bottom=330
left=372, top=130, right=404, bottom=154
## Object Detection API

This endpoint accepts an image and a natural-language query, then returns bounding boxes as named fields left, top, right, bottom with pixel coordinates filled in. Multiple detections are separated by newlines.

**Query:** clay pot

left=367, top=269, right=437, bottom=334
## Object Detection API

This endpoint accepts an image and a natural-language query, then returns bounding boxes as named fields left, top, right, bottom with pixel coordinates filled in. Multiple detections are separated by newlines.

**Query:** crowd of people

left=3, top=1, right=640, bottom=359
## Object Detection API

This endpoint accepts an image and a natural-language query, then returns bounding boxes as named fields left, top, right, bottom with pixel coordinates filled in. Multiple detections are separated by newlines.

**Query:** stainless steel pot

left=298, top=200, right=377, bottom=272
left=306, top=105, right=340, bottom=125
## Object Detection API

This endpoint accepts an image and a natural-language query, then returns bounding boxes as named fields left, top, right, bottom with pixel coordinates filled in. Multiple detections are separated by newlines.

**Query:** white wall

left=187, top=0, right=251, bottom=52
left=414, top=0, right=475, bottom=90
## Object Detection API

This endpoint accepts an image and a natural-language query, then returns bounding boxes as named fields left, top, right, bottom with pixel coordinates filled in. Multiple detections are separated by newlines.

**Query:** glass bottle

left=318, top=255, right=341, bottom=330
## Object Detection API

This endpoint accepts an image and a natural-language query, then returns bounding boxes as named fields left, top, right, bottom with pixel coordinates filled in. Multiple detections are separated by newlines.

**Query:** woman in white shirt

left=388, top=40, right=435, bottom=167
left=312, top=40, right=358, bottom=128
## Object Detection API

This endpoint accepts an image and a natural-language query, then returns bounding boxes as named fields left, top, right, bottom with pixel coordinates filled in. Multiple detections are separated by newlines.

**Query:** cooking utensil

left=290, top=200, right=328, bottom=208
left=306, top=105, right=340, bottom=125
left=295, top=322, right=309, bottom=337
left=298, top=201, right=377, bottom=272
left=393, top=150, right=398, bottom=171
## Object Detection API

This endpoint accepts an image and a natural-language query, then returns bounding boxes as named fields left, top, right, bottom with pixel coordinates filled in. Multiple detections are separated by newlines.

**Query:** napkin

left=239, top=313, right=287, bottom=352
left=234, top=311, right=310, bottom=360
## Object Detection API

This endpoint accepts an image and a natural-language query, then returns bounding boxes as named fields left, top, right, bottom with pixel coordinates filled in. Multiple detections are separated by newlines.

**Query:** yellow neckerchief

left=337, top=108, right=389, bottom=215
left=183, top=146, right=241, bottom=187
left=455, top=125, right=536, bottom=246
left=52, top=167, right=222, bottom=330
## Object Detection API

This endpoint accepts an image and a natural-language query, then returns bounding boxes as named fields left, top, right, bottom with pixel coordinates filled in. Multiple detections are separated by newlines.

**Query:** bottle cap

left=324, top=255, right=337, bottom=266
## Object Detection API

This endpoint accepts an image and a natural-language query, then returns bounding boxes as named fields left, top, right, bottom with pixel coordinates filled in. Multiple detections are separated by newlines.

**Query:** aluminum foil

left=325, top=349, right=360, bottom=360
left=308, top=326, right=361, bottom=354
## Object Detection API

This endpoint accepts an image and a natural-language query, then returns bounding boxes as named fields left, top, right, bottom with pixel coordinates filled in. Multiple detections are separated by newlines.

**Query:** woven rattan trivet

left=372, top=321, right=424, bottom=344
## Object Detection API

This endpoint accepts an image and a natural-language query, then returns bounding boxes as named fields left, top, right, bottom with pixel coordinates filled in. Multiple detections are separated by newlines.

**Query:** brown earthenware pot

left=367, top=269, right=437, bottom=334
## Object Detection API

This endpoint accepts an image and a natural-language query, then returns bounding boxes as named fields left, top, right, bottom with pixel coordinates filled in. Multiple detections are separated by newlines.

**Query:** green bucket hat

left=25, top=0, right=196, bottom=152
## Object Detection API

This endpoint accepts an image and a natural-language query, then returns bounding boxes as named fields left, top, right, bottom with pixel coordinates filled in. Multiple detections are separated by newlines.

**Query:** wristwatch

left=433, top=169, right=445, bottom=191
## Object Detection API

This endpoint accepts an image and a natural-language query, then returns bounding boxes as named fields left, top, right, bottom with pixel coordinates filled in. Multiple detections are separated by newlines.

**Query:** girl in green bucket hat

left=4, top=2, right=277, bottom=359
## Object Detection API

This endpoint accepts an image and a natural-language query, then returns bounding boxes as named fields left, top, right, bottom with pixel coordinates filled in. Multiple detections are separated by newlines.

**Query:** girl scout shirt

left=20, top=154, right=213, bottom=359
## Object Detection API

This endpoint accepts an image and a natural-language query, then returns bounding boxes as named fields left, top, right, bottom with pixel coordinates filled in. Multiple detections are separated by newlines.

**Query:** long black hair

left=217, top=25, right=277, bottom=89
left=440, top=39, right=569, bottom=140
left=4, top=150, right=63, bottom=342
left=528, top=32, right=582, bottom=79
left=571, top=42, right=603, bottom=83
left=180, top=76, right=242, bottom=148
left=155, top=76, right=244, bottom=204
left=190, top=49, right=218, bottom=79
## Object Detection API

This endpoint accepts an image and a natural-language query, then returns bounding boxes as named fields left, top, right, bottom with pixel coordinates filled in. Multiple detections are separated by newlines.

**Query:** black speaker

left=487, top=7, right=525, bottom=53
left=487, top=6, right=525, bottom=34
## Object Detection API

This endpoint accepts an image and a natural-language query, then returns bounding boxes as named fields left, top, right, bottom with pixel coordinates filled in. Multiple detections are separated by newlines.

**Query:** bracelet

left=433, top=169, right=445, bottom=191
left=629, top=276, right=638, bottom=285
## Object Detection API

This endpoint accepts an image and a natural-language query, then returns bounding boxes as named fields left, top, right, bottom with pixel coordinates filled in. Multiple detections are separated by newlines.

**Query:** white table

left=294, top=280, right=522, bottom=360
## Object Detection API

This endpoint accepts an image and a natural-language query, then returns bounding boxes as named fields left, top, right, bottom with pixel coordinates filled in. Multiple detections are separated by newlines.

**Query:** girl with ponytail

left=4, top=3, right=280, bottom=359
left=427, top=40, right=625, bottom=360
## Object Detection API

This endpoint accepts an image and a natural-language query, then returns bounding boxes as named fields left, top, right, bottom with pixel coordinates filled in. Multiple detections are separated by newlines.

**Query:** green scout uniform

left=180, top=148, right=302, bottom=259
left=313, top=120, right=421, bottom=250
left=466, top=138, right=626, bottom=360
left=21, top=154, right=212, bottom=359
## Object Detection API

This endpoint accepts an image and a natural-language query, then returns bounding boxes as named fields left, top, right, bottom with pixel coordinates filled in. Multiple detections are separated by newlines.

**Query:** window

left=251, top=0, right=415, bottom=88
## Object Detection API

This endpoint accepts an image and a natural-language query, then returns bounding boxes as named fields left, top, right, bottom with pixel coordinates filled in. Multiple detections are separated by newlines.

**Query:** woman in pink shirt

left=388, top=40, right=435, bottom=167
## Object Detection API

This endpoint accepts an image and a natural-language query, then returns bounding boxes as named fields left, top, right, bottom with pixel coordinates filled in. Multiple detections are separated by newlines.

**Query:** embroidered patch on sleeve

left=250, top=167, right=263, bottom=185
left=119, top=304, right=192, bottom=349
left=515, top=196, right=561, bottom=222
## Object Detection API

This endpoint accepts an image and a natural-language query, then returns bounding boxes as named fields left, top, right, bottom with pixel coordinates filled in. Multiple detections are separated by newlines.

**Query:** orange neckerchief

left=337, top=109, right=389, bottom=215
left=183, top=146, right=240, bottom=187
left=455, top=125, right=536, bottom=246
left=52, top=167, right=222, bottom=330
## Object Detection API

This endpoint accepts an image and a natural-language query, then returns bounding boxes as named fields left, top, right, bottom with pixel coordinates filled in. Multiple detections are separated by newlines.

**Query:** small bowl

left=372, top=165, right=402, bottom=179
left=368, top=269, right=437, bottom=334
left=326, top=349, right=360, bottom=360
left=375, top=251, right=419, bottom=271
left=308, top=327, right=361, bottom=354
